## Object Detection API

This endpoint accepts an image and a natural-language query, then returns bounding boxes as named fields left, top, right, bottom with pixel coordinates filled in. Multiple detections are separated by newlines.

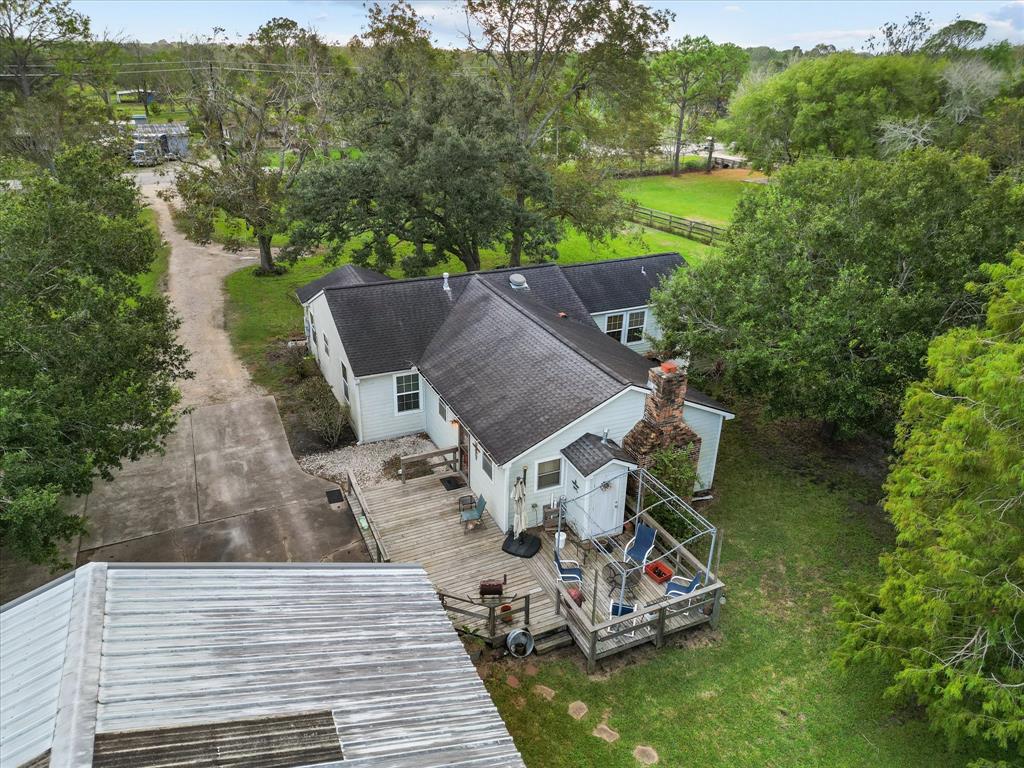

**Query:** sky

left=72, top=0, right=1024, bottom=49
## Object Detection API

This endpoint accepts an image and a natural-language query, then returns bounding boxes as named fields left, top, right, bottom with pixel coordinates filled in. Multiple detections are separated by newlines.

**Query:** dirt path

left=142, top=188, right=263, bottom=407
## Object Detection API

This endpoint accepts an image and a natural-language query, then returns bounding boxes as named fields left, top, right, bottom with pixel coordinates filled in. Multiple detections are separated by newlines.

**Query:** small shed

left=133, top=122, right=190, bottom=159
left=0, top=563, right=526, bottom=768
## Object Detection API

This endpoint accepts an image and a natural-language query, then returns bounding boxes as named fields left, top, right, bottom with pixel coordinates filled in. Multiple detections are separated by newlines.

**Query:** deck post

left=590, top=579, right=598, bottom=625
left=587, top=631, right=598, bottom=674
left=488, top=604, right=497, bottom=638
left=554, top=591, right=561, bottom=616
left=710, top=586, right=723, bottom=629
left=523, top=594, right=531, bottom=626
left=655, top=606, right=666, bottom=648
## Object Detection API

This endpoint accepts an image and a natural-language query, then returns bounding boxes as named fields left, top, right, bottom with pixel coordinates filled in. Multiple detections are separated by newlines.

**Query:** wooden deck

left=361, top=473, right=568, bottom=640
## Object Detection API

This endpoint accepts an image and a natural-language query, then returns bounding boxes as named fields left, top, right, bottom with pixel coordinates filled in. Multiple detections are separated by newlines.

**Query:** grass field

left=618, top=168, right=765, bottom=226
left=482, top=417, right=977, bottom=768
left=137, top=208, right=170, bottom=296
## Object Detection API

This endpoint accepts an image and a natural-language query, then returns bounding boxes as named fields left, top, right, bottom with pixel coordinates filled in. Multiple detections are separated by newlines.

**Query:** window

left=341, top=362, right=349, bottom=401
left=625, top=310, right=646, bottom=343
left=536, top=458, right=562, bottom=490
left=323, top=335, right=330, bottom=356
left=438, top=400, right=447, bottom=420
left=482, top=453, right=493, bottom=479
left=605, top=314, right=623, bottom=341
left=395, top=373, right=421, bottom=413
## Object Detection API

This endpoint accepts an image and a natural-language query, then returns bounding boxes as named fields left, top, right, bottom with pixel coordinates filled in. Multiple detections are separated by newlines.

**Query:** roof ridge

left=470, top=277, right=633, bottom=387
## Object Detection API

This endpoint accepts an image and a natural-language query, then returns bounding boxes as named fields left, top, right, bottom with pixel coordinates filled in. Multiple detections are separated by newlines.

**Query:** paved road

left=0, top=175, right=367, bottom=602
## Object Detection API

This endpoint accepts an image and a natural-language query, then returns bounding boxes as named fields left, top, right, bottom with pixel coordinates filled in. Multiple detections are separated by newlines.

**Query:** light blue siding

left=590, top=306, right=661, bottom=354
left=357, top=371, right=427, bottom=443
left=500, top=389, right=647, bottom=528
left=305, top=294, right=363, bottom=440
left=683, top=403, right=727, bottom=490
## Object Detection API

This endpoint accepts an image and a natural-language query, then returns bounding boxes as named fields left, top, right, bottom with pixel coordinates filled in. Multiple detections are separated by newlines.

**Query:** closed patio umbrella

left=512, top=476, right=527, bottom=539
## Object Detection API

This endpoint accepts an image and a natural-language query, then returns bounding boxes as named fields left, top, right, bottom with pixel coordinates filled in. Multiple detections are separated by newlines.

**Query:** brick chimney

left=623, top=359, right=702, bottom=469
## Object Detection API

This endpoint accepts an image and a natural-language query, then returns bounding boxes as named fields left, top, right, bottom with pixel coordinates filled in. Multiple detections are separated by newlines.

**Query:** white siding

left=467, top=437, right=509, bottom=532
left=305, top=294, right=363, bottom=440
left=683, top=403, right=726, bottom=491
left=357, top=371, right=427, bottom=443
left=423, top=383, right=458, bottom=451
left=590, top=306, right=661, bottom=354
left=499, top=389, right=647, bottom=528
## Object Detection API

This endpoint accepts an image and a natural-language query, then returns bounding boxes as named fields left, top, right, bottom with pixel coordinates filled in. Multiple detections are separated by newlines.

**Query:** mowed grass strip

left=137, top=207, right=170, bottom=296
left=483, top=420, right=977, bottom=768
left=618, top=168, right=766, bottom=226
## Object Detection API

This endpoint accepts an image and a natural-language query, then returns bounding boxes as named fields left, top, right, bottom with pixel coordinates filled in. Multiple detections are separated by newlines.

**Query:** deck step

left=533, top=629, right=574, bottom=655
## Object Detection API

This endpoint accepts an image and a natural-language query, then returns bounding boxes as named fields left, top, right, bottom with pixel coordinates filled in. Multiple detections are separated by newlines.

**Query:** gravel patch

left=299, top=434, right=437, bottom=488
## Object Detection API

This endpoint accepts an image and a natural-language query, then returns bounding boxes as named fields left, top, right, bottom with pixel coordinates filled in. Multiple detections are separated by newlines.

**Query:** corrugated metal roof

left=0, top=574, right=76, bottom=768
left=1, top=564, right=525, bottom=768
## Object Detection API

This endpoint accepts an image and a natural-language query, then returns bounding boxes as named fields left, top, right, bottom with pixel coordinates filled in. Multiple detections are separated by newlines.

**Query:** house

left=298, top=253, right=733, bottom=537
left=0, top=563, right=525, bottom=768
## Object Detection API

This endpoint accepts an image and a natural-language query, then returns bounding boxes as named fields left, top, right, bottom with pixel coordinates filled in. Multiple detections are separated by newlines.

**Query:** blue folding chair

left=623, top=522, right=656, bottom=567
left=555, top=550, right=583, bottom=583
left=665, top=572, right=703, bottom=598
left=461, top=495, right=486, bottom=532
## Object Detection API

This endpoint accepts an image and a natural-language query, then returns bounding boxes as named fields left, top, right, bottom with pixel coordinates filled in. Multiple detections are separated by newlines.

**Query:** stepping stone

left=524, top=662, right=539, bottom=677
left=633, top=746, right=659, bottom=765
left=506, top=675, right=520, bottom=689
left=513, top=695, right=527, bottom=710
left=568, top=701, right=588, bottom=720
left=592, top=723, right=619, bottom=743
left=533, top=684, right=556, bottom=701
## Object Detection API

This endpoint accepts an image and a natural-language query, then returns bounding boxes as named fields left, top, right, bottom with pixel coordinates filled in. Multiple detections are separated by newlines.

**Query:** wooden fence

left=628, top=204, right=728, bottom=245
left=344, top=470, right=390, bottom=563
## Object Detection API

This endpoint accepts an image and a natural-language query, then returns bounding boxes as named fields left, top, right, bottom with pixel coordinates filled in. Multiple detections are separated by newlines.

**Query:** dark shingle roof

left=419, top=278, right=636, bottom=464
left=561, top=433, right=635, bottom=476
left=296, top=264, right=390, bottom=303
left=561, top=252, right=684, bottom=312
left=681, top=386, right=734, bottom=416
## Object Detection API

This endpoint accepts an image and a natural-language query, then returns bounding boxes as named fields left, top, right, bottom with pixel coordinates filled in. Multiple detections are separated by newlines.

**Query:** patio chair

left=554, top=550, right=583, bottom=584
left=606, top=600, right=641, bottom=638
left=623, top=522, right=656, bottom=567
left=461, top=495, right=486, bottom=532
left=665, top=572, right=703, bottom=598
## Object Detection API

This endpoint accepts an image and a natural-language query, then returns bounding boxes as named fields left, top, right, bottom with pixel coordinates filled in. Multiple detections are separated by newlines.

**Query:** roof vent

left=509, top=273, right=529, bottom=291
left=442, top=272, right=450, bottom=292
left=641, top=265, right=647, bottom=275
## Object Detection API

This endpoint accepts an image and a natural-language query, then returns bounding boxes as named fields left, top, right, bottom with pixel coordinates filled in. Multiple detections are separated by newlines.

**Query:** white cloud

left=723, top=4, right=742, bottom=12
left=785, top=28, right=874, bottom=45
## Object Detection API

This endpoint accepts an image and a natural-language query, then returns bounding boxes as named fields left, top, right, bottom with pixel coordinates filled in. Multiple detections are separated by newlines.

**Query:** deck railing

left=555, top=577, right=723, bottom=672
left=438, top=590, right=532, bottom=640
left=344, top=470, right=390, bottom=563
left=399, top=446, right=458, bottom=483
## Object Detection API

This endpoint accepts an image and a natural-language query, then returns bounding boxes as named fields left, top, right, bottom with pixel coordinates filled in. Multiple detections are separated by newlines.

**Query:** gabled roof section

left=561, top=433, right=636, bottom=477
left=296, top=263, right=391, bottom=304
left=561, top=252, right=684, bottom=313
left=419, top=278, right=638, bottom=464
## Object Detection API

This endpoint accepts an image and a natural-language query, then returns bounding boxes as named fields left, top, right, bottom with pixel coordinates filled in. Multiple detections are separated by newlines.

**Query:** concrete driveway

left=76, top=397, right=366, bottom=566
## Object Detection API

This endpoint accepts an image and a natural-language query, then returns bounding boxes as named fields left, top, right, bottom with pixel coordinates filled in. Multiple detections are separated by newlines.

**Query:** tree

left=174, top=20, right=343, bottom=272
left=940, top=59, right=1006, bottom=125
left=288, top=7, right=555, bottom=274
left=464, top=0, right=670, bottom=264
left=0, top=0, right=89, bottom=98
left=0, top=146, right=190, bottom=566
left=921, top=18, right=988, bottom=57
left=651, top=36, right=714, bottom=176
left=965, top=97, right=1024, bottom=173
left=649, top=150, right=1024, bottom=437
left=721, top=53, right=943, bottom=171
left=836, top=252, right=1024, bottom=761
left=866, top=11, right=934, bottom=55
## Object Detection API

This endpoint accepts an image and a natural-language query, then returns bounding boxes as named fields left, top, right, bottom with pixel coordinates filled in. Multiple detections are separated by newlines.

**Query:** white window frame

left=393, top=372, right=422, bottom=415
left=605, top=313, right=624, bottom=341
left=438, top=399, right=447, bottom=421
left=534, top=456, right=563, bottom=491
left=625, top=310, right=646, bottom=343
left=482, top=452, right=493, bottom=479
left=341, top=362, right=349, bottom=401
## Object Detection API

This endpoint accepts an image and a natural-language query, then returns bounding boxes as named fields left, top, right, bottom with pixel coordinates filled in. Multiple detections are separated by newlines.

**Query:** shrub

left=650, top=444, right=702, bottom=499
left=298, top=376, right=350, bottom=448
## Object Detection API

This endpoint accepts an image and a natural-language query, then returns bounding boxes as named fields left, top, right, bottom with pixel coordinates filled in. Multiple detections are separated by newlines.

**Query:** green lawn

left=137, top=207, right=170, bottom=296
left=618, top=168, right=765, bottom=226
left=484, top=418, right=976, bottom=768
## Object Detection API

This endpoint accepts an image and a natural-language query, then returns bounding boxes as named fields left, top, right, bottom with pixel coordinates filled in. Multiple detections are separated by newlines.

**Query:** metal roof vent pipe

left=509, top=273, right=529, bottom=291
left=601, top=429, right=609, bottom=445
left=442, top=272, right=451, bottom=293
